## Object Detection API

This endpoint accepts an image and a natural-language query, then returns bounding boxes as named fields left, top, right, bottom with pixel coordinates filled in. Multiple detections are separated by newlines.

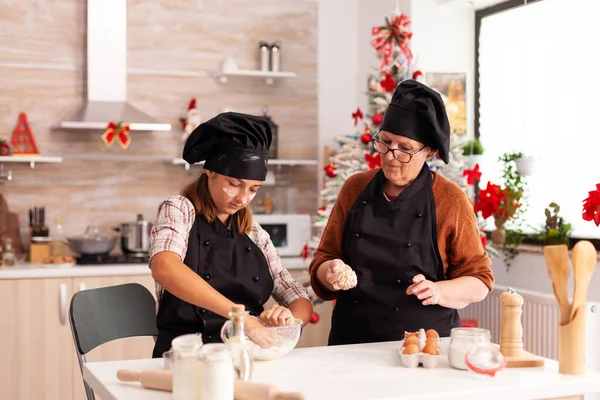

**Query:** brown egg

left=403, top=343, right=420, bottom=355
left=404, top=331, right=418, bottom=340
left=425, top=337, right=439, bottom=345
left=425, top=329, right=439, bottom=339
left=422, top=342, right=440, bottom=356
left=404, top=336, right=419, bottom=346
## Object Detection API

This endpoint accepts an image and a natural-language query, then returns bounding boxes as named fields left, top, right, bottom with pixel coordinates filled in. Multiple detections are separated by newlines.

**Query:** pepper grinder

left=499, top=287, right=524, bottom=358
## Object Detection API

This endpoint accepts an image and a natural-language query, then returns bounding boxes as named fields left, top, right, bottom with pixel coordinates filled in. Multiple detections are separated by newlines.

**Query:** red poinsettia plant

left=474, top=181, right=522, bottom=226
left=582, top=184, right=600, bottom=226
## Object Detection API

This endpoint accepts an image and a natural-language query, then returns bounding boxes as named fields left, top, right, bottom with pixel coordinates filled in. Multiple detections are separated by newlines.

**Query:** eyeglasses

left=371, top=132, right=426, bottom=163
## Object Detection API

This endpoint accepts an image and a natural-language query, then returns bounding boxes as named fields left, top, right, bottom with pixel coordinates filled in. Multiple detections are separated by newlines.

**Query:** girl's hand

left=259, top=305, right=295, bottom=327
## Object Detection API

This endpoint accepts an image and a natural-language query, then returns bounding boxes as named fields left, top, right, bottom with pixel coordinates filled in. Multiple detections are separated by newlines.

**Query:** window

left=476, top=0, right=600, bottom=239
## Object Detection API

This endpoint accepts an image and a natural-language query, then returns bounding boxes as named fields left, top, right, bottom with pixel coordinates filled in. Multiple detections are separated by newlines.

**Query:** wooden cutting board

left=0, top=192, right=25, bottom=255
left=492, top=344, right=545, bottom=368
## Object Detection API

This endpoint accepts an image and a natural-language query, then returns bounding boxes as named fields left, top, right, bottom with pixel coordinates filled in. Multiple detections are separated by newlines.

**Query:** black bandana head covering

left=182, top=112, right=272, bottom=181
left=380, top=79, right=451, bottom=163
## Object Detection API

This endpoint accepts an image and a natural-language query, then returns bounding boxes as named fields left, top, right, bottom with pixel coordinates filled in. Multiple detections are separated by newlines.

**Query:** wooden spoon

left=543, top=245, right=572, bottom=324
left=569, top=240, right=597, bottom=322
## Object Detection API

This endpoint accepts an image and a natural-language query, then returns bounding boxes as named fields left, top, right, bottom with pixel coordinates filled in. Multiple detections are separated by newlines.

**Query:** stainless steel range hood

left=58, top=0, right=171, bottom=132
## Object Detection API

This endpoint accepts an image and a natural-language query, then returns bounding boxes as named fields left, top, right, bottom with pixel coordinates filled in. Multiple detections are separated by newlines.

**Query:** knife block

left=558, top=305, right=586, bottom=375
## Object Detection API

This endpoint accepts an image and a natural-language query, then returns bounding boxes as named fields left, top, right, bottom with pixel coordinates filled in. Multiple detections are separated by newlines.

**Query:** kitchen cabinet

left=0, top=277, right=74, bottom=400
left=0, top=273, right=156, bottom=400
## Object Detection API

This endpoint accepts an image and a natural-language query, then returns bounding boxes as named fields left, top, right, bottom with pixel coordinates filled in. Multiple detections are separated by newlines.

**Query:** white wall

left=317, top=0, right=359, bottom=193
left=410, top=0, right=476, bottom=138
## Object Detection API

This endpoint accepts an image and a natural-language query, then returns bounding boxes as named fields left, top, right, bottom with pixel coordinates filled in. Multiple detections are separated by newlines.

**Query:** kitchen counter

left=0, top=256, right=310, bottom=280
left=83, top=340, right=600, bottom=400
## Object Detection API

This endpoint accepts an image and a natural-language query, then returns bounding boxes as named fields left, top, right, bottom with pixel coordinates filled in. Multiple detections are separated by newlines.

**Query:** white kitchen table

left=82, top=340, right=600, bottom=400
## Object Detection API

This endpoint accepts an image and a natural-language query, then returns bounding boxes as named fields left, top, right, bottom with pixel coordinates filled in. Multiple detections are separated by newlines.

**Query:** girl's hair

left=180, top=172, right=253, bottom=234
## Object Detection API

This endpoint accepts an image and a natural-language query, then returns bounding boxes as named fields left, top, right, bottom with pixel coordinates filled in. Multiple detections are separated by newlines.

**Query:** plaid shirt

left=149, top=195, right=309, bottom=307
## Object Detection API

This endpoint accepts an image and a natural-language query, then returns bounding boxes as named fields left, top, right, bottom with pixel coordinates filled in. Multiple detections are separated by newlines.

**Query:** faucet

left=0, top=164, right=12, bottom=182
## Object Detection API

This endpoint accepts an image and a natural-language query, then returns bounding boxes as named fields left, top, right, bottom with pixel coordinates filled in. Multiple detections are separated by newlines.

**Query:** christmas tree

left=310, top=11, right=417, bottom=253
left=302, top=11, right=496, bottom=315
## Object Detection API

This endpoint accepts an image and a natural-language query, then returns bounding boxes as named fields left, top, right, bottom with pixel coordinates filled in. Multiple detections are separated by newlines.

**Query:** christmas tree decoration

left=323, top=164, right=337, bottom=178
left=309, top=312, right=320, bottom=324
left=0, top=139, right=14, bottom=156
left=360, top=132, right=372, bottom=145
left=180, top=98, right=201, bottom=143
left=102, top=121, right=131, bottom=149
left=372, top=112, right=384, bottom=126
left=10, top=112, right=40, bottom=155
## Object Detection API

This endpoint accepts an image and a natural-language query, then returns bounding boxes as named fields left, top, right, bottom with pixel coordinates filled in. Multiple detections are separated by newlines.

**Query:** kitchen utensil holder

left=558, top=305, right=587, bottom=375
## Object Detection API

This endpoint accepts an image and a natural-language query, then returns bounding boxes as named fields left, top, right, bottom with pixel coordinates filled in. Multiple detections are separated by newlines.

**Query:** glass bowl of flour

left=242, top=318, right=303, bottom=361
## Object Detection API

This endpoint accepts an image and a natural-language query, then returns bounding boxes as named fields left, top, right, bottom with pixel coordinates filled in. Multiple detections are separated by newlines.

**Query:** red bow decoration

left=365, top=152, right=382, bottom=169
left=352, top=108, right=364, bottom=126
left=102, top=121, right=131, bottom=149
left=463, top=164, right=482, bottom=185
left=371, top=13, right=413, bottom=73
left=380, top=72, right=396, bottom=93
left=582, top=184, right=600, bottom=226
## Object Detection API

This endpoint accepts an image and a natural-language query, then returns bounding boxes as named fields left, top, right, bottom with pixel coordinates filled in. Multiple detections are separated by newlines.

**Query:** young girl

left=150, top=112, right=312, bottom=357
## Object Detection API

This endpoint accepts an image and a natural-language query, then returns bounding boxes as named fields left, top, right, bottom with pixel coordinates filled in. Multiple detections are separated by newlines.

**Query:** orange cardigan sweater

left=309, top=168, right=494, bottom=300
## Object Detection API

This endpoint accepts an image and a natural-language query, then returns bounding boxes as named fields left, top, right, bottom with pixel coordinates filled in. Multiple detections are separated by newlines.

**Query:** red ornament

left=412, top=70, right=424, bottom=81
left=582, top=183, right=600, bottom=226
left=480, top=232, right=487, bottom=248
left=324, top=164, right=336, bottom=178
left=300, top=242, right=309, bottom=261
left=352, top=108, right=364, bottom=126
left=309, top=312, right=320, bottom=324
left=11, top=112, right=40, bottom=155
left=372, top=112, right=383, bottom=126
left=379, top=72, right=396, bottom=93
left=361, top=133, right=372, bottom=145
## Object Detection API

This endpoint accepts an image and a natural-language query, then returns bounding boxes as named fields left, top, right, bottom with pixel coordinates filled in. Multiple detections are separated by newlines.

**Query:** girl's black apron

left=153, top=215, right=274, bottom=357
left=329, top=166, right=460, bottom=345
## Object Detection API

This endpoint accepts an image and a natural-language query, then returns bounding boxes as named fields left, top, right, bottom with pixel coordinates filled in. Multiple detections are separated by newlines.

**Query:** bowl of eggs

left=399, top=328, right=441, bottom=368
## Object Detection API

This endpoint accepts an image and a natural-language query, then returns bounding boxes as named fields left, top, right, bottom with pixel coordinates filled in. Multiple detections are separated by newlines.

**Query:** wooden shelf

left=217, top=56, right=296, bottom=85
left=0, top=155, right=63, bottom=169
left=171, top=158, right=317, bottom=170
left=218, top=69, right=297, bottom=85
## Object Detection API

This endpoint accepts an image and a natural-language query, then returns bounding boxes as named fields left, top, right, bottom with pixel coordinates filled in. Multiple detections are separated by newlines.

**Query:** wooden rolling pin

left=117, top=369, right=305, bottom=400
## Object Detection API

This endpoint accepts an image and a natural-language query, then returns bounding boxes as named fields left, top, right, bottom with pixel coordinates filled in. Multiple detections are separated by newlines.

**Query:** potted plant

left=538, top=202, right=572, bottom=246
left=513, top=152, right=536, bottom=177
left=473, top=152, right=527, bottom=270
left=462, top=139, right=484, bottom=168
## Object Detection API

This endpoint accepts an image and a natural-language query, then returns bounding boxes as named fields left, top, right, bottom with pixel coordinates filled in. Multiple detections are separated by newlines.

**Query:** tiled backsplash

left=0, top=0, right=318, bottom=238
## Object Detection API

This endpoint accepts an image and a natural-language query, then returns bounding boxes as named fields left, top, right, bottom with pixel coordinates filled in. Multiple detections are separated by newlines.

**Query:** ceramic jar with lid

left=448, top=327, right=491, bottom=370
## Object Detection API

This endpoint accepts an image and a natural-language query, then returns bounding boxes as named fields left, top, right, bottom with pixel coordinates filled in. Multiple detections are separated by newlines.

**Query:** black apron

left=152, top=215, right=274, bottom=357
left=329, top=166, right=460, bottom=345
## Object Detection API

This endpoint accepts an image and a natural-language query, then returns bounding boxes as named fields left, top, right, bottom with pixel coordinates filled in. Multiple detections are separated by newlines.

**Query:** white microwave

left=252, top=213, right=311, bottom=257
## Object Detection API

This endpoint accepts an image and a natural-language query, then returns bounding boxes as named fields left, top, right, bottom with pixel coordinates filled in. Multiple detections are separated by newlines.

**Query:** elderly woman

left=150, top=112, right=312, bottom=357
left=309, top=80, right=494, bottom=345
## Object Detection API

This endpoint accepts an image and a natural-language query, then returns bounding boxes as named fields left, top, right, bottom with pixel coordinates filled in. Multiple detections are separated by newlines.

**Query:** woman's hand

left=259, top=305, right=295, bottom=327
left=325, top=259, right=357, bottom=291
left=406, top=274, right=442, bottom=306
